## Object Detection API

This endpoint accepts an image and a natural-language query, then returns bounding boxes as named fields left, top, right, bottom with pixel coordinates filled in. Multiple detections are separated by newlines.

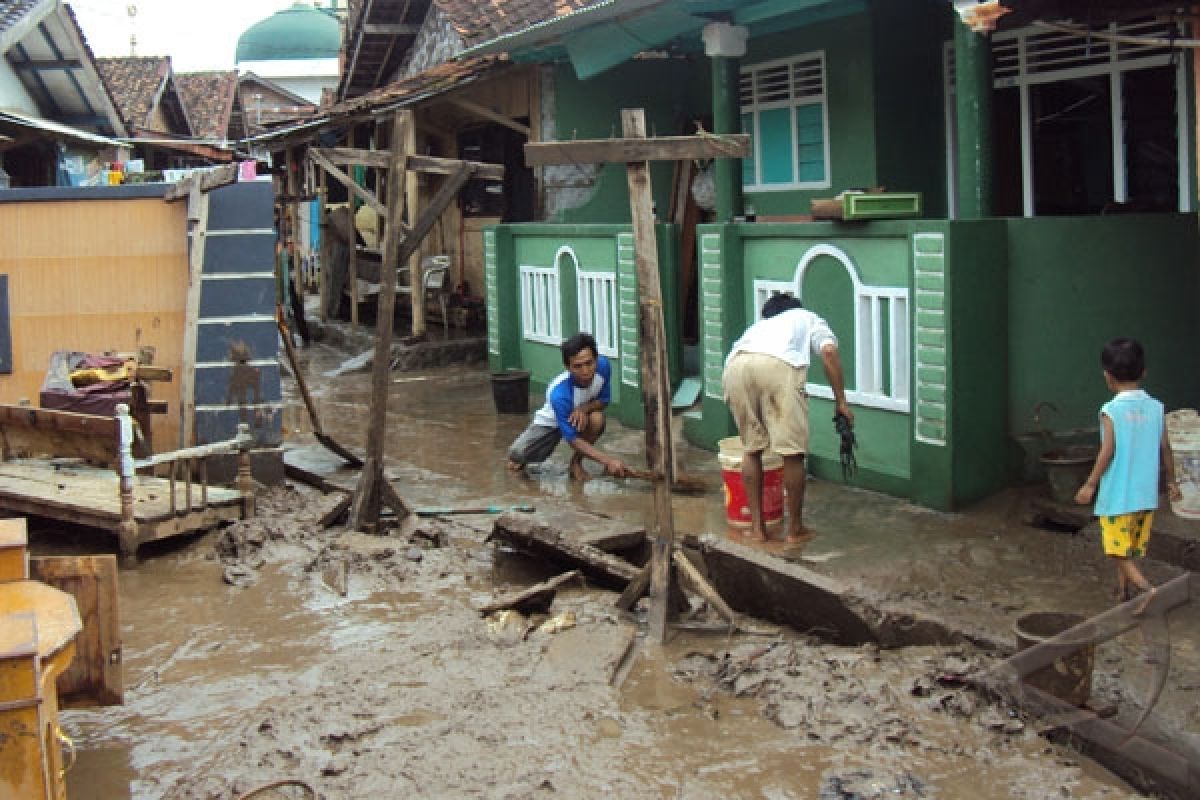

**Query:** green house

left=476, top=0, right=1200, bottom=510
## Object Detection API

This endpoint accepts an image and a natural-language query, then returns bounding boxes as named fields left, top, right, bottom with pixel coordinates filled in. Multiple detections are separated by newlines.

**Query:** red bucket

left=717, top=437, right=783, bottom=527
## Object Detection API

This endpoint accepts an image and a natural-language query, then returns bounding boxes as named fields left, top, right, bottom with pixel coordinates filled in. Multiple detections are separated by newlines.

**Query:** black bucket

left=491, top=370, right=530, bottom=414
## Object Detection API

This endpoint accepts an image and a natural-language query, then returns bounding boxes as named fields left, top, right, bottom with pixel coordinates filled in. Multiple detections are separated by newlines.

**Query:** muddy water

left=52, top=342, right=1145, bottom=798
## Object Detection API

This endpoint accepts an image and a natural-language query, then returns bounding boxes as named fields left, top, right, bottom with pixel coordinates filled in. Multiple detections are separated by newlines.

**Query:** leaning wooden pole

left=348, top=111, right=411, bottom=532
left=621, top=108, right=677, bottom=643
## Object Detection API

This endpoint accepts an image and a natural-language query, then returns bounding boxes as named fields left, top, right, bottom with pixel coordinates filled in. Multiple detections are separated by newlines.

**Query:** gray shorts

left=507, top=423, right=562, bottom=466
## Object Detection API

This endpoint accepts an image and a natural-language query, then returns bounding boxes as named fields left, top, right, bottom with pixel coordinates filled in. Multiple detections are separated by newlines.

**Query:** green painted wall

left=1005, top=214, right=1200, bottom=448
left=869, top=0, right=950, bottom=218
left=551, top=59, right=710, bottom=224
left=741, top=14, right=878, bottom=218
left=486, top=223, right=683, bottom=429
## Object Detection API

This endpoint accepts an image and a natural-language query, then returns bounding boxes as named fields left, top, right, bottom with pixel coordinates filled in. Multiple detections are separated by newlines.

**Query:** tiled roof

left=176, top=70, right=238, bottom=140
left=95, top=56, right=170, bottom=130
left=327, top=54, right=504, bottom=116
left=0, top=0, right=46, bottom=37
left=432, top=0, right=598, bottom=47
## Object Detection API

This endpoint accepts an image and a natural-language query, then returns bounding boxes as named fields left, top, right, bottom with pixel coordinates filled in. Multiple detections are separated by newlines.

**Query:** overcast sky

left=70, top=0, right=299, bottom=73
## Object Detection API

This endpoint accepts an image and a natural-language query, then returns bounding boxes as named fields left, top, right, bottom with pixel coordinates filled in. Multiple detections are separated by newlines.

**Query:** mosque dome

left=235, top=2, right=340, bottom=64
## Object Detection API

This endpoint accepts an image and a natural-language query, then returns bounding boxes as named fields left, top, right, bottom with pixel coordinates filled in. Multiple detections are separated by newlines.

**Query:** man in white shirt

left=723, top=294, right=853, bottom=543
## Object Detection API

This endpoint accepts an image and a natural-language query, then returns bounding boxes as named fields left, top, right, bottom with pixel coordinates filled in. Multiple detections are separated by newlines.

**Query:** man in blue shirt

left=506, top=333, right=630, bottom=481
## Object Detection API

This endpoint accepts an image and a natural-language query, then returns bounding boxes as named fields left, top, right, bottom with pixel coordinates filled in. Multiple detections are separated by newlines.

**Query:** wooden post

left=620, top=109, right=677, bottom=643
left=404, top=114, right=425, bottom=337
left=522, top=119, right=748, bottom=643
left=178, top=187, right=208, bottom=449
left=317, top=163, right=330, bottom=322
left=347, top=130, right=360, bottom=329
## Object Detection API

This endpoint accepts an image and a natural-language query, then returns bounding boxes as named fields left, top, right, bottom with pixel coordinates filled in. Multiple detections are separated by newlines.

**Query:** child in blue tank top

left=1075, top=338, right=1181, bottom=614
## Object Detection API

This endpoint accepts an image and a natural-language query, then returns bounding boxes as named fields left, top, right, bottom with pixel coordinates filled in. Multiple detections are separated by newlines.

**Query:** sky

left=69, top=0, right=302, bottom=73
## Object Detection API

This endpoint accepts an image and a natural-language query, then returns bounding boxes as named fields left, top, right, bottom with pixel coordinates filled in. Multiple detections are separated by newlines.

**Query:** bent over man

left=723, top=294, right=852, bottom=542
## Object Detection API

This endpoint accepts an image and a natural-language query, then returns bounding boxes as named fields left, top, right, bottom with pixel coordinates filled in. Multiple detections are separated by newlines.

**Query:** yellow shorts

left=1099, top=511, right=1153, bottom=558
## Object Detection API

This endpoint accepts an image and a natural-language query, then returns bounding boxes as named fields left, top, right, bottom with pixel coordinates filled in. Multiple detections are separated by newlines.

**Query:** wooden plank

left=475, top=570, right=583, bottom=615
left=308, top=148, right=387, bottom=218
left=621, top=108, right=677, bottom=644
left=524, top=133, right=749, bottom=167
left=313, top=148, right=504, bottom=181
left=445, top=97, right=531, bottom=136
left=163, top=163, right=238, bottom=202
left=30, top=555, right=123, bottom=708
left=178, top=190, right=208, bottom=448
left=490, top=512, right=641, bottom=588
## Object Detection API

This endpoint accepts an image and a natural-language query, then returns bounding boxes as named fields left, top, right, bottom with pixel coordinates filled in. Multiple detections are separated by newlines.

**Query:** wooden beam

left=363, top=22, right=419, bottom=35
left=524, top=133, right=750, bottom=167
left=178, top=190, right=209, bottom=447
left=621, top=108, right=677, bottom=645
left=163, top=163, right=238, bottom=202
left=446, top=97, right=531, bottom=137
left=313, top=147, right=504, bottom=181
left=12, top=58, right=82, bottom=70
left=307, top=147, right=387, bottom=218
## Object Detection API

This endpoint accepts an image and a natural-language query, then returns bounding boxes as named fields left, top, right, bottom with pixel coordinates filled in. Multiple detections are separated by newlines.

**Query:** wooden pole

left=178, top=187, right=208, bottom=448
left=317, top=162, right=330, bottom=322
left=404, top=115, right=425, bottom=337
left=620, top=108, right=677, bottom=644
left=349, top=111, right=410, bottom=532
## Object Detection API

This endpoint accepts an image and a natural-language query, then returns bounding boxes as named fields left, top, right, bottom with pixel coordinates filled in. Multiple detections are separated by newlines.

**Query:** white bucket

left=1166, top=409, right=1200, bottom=519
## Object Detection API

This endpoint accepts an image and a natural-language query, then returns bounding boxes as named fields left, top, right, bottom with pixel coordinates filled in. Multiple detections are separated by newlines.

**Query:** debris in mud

left=818, top=769, right=927, bottom=800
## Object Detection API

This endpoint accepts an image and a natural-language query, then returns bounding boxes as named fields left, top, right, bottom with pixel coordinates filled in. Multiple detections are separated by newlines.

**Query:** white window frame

left=945, top=17, right=1192, bottom=216
left=519, top=261, right=562, bottom=345
left=740, top=51, right=831, bottom=192
left=792, top=244, right=910, bottom=413
left=577, top=269, right=619, bottom=358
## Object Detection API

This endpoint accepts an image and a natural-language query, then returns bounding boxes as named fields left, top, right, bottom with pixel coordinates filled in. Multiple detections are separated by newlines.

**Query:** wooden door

left=30, top=556, right=122, bottom=707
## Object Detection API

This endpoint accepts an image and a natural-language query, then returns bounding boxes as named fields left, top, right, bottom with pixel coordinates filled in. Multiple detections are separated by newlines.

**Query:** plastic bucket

left=491, top=370, right=530, bottom=414
left=717, top=436, right=783, bottom=527
left=1166, top=409, right=1200, bottom=519
left=1014, top=612, right=1094, bottom=707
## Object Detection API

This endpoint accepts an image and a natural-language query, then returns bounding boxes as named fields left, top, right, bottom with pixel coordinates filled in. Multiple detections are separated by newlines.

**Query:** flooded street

left=42, top=336, right=1184, bottom=798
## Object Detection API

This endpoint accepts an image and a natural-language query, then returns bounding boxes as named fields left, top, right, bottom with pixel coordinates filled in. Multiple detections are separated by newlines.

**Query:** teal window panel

left=795, top=104, right=826, bottom=183
left=758, top=107, right=795, bottom=184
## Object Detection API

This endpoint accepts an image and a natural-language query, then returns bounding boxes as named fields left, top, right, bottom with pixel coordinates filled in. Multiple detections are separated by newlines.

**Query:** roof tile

left=95, top=56, right=170, bottom=131
left=176, top=70, right=239, bottom=140
left=432, top=0, right=598, bottom=47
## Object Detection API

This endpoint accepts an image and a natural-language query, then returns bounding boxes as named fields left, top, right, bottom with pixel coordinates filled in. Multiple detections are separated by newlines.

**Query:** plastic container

left=1014, top=611, right=1094, bottom=707
left=1166, top=409, right=1200, bottom=519
left=1039, top=446, right=1097, bottom=504
left=717, top=436, right=783, bottom=527
left=490, top=370, right=530, bottom=414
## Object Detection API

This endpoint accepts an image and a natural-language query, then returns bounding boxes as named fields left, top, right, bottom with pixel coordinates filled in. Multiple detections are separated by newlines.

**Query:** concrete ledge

left=697, top=535, right=876, bottom=645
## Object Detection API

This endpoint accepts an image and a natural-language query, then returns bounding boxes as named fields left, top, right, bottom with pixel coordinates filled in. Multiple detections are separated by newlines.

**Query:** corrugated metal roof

left=0, top=108, right=123, bottom=147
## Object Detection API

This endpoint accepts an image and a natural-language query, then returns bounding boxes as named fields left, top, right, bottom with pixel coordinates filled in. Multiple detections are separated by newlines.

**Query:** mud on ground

left=58, top=486, right=1147, bottom=799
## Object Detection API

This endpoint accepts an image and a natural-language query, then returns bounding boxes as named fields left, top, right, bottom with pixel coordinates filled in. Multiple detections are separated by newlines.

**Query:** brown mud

left=45, top=338, right=1177, bottom=798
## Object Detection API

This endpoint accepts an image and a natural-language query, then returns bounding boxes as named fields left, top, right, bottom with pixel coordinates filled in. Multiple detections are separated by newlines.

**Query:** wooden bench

left=0, top=404, right=255, bottom=559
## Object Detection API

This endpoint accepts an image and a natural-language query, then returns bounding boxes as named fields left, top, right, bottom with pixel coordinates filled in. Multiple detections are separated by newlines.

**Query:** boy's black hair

left=561, top=332, right=598, bottom=365
left=762, top=293, right=803, bottom=319
left=1101, top=337, right=1145, bottom=382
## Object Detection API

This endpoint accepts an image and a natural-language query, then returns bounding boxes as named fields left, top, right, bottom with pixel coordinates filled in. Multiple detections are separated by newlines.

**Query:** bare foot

left=785, top=527, right=816, bottom=544
left=569, top=458, right=590, bottom=482
left=506, top=460, right=524, bottom=472
left=1132, top=586, right=1157, bottom=617
left=744, top=527, right=768, bottom=543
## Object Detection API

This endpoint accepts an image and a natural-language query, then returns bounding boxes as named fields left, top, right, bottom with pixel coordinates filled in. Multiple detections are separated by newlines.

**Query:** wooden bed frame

left=0, top=404, right=255, bottom=559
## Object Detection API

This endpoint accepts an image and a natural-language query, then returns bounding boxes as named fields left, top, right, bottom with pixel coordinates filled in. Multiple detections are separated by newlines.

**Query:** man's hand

left=1075, top=483, right=1096, bottom=505
left=568, top=407, right=589, bottom=431
left=604, top=458, right=628, bottom=478
left=835, top=401, right=854, bottom=427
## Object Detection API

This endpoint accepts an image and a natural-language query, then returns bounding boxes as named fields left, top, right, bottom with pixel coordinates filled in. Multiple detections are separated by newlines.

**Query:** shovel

left=415, top=504, right=536, bottom=517
left=277, top=313, right=364, bottom=468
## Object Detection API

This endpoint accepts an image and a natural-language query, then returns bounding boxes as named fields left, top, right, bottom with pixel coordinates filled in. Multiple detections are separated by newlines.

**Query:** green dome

left=235, top=3, right=340, bottom=63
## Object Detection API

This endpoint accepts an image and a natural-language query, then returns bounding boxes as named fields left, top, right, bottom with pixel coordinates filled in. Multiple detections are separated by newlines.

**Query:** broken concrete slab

left=527, top=507, right=646, bottom=553
left=695, top=534, right=876, bottom=645
left=490, top=511, right=641, bottom=588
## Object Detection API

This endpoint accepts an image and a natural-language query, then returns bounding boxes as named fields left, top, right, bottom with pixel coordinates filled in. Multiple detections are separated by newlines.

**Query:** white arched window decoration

left=576, top=252, right=619, bottom=358
left=518, top=247, right=567, bottom=345
left=792, top=244, right=910, bottom=413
